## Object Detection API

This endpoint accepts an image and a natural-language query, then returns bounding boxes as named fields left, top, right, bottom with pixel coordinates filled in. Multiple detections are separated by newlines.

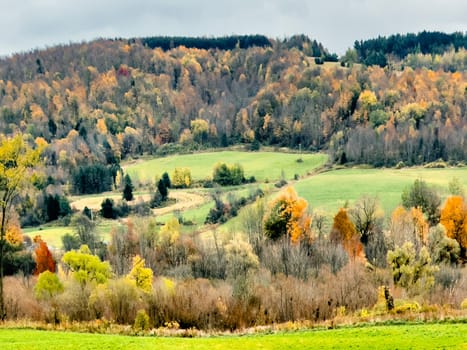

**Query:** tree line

left=354, top=31, right=467, bottom=67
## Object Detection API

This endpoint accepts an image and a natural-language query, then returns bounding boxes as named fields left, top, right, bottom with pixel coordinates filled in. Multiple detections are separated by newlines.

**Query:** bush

left=134, top=309, right=150, bottom=331
left=461, top=298, right=467, bottom=309
left=101, top=198, right=116, bottom=219
left=394, top=300, right=421, bottom=314
left=212, top=162, right=245, bottom=186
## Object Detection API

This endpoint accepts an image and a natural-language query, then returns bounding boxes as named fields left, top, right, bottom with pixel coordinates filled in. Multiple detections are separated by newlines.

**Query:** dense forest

left=0, top=32, right=465, bottom=184
left=354, top=31, right=467, bottom=67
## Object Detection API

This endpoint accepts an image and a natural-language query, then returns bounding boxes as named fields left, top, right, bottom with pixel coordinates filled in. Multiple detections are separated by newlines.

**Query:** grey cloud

left=0, top=0, right=465, bottom=57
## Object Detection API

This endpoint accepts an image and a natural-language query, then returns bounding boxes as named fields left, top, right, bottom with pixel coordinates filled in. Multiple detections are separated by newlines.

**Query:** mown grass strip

left=1, top=323, right=466, bottom=350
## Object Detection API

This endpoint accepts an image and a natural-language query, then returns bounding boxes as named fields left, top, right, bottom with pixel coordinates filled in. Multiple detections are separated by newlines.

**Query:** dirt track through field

left=152, top=191, right=207, bottom=215
left=71, top=190, right=207, bottom=215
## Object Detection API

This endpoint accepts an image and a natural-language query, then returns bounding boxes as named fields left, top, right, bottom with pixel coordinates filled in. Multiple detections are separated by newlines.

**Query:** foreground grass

left=124, top=151, right=328, bottom=183
left=1, top=323, right=466, bottom=349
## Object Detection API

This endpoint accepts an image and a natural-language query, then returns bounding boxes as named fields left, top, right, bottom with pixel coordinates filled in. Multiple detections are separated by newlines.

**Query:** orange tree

left=440, top=196, right=467, bottom=257
left=330, top=208, right=364, bottom=259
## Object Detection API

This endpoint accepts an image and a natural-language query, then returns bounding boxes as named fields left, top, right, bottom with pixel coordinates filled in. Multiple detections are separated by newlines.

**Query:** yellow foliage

left=159, top=217, right=180, bottom=244
left=96, top=118, right=108, bottom=134
left=162, top=277, right=176, bottom=295
left=5, top=224, right=23, bottom=246
left=172, top=167, right=191, bottom=188
left=359, top=90, right=377, bottom=109
left=128, top=255, right=153, bottom=293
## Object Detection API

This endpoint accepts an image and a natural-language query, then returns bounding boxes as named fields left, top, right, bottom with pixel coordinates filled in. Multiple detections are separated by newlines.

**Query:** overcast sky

left=0, top=0, right=465, bottom=57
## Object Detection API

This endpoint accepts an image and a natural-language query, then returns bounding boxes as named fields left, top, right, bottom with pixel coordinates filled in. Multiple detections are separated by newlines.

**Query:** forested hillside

left=0, top=33, right=465, bottom=187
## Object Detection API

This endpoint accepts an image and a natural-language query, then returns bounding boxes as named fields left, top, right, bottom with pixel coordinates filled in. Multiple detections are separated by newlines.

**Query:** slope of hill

left=0, top=33, right=464, bottom=189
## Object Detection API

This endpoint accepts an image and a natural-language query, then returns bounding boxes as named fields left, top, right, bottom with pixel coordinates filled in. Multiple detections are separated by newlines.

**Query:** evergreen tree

left=162, top=172, right=171, bottom=189
left=122, top=174, right=134, bottom=201
left=157, top=178, right=168, bottom=201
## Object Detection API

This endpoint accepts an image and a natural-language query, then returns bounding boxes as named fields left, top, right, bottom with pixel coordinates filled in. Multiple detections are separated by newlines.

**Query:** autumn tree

left=33, top=236, right=56, bottom=275
left=330, top=208, right=364, bottom=259
left=263, top=186, right=312, bottom=243
left=0, top=134, right=42, bottom=320
left=172, top=167, right=192, bottom=188
left=401, top=179, right=441, bottom=225
left=389, top=206, right=429, bottom=251
left=212, top=162, right=244, bottom=186
left=128, top=255, right=153, bottom=293
left=190, top=118, right=209, bottom=145
left=440, top=196, right=467, bottom=257
left=62, top=245, right=111, bottom=286
left=34, top=270, right=63, bottom=324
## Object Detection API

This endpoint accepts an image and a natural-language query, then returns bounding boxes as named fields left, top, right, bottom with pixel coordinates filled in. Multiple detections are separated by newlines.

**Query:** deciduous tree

left=440, top=196, right=467, bottom=257
left=33, top=235, right=56, bottom=275
left=263, top=186, right=312, bottom=243
left=330, top=208, right=364, bottom=259
left=0, top=134, right=42, bottom=319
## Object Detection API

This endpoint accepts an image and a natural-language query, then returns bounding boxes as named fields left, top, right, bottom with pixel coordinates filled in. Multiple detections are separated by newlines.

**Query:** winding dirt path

left=70, top=190, right=208, bottom=215
left=152, top=190, right=207, bottom=216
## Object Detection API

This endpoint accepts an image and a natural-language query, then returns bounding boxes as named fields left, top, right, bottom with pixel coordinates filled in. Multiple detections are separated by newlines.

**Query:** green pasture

left=294, top=167, right=467, bottom=216
left=124, top=151, right=328, bottom=183
left=22, top=219, right=119, bottom=248
left=22, top=226, right=73, bottom=249
left=1, top=323, right=466, bottom=349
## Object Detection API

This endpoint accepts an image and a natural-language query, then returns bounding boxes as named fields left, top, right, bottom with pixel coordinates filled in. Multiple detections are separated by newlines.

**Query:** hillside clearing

left=124, top=151, right=328, bottom=183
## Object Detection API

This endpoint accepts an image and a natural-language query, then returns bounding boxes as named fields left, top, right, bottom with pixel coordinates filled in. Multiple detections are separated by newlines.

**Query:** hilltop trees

left=0, top=33, right=463, bottom=179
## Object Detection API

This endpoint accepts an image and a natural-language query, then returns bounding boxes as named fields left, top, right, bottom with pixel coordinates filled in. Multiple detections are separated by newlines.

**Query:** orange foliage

left=33, top=235, right=56, bottom=275
left=330, top=208, right=364, bottom=259
left=440, top=196, right=467, bottom=251
left=264, top=186, right=312, bottom=243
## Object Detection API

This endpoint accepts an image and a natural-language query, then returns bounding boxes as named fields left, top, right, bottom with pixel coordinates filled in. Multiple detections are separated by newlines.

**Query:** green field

left=22, top=226, right=73, bottom=249
left=24, top=151, right=467, bottom=249
left=124, top=151, right=328, bottom=183
left=294, top=167, right=467, bottom=216
left=1, top=323, right=466, bottom=349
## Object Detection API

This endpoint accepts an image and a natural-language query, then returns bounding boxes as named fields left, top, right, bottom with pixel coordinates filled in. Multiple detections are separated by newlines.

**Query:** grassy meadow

left=24, top=150, right=467, bottom=248
left=1, top=323, right=466, bottom=349
left=294, top=167, right=467, bottom=215
left=124, top=151, right=328, bottom=183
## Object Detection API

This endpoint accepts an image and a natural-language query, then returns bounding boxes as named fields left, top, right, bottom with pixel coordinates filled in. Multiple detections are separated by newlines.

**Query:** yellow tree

left=0, top=134, right=42, bottom=319
left=440, top=196, right=467, bottom=256
left=263, top=186, right=312, bottom=243
left=128, top=255, right=153, bottom=293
